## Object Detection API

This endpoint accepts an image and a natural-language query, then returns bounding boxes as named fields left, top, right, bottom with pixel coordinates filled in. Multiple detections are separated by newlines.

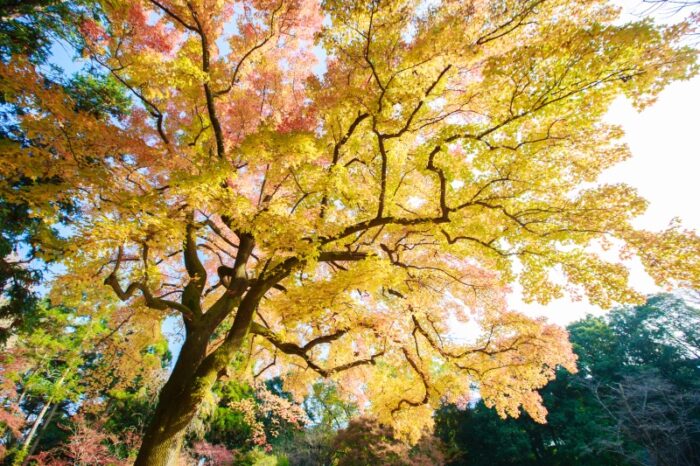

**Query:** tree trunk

left=134, top=326, right=235, bottom=466
left=135, top=241, right=265, bottom=465
left=19, top=370, right=68, bottom=465
left=24, top=401, right=59, bottom=460
left=133, top=382, right=201, bottom=466
left=19, top=400, right=51, bottom=458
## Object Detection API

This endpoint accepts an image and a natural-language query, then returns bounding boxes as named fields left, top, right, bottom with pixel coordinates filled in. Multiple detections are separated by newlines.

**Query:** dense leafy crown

left=1, top=0, right=698, bottom=440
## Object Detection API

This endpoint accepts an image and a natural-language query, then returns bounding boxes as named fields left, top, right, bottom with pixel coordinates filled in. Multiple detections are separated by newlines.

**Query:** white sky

left=510, top=1, right=700, bottom=325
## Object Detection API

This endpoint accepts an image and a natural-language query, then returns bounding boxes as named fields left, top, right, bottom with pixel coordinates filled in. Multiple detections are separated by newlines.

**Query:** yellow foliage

left=1, top=0, right=699, bottom=447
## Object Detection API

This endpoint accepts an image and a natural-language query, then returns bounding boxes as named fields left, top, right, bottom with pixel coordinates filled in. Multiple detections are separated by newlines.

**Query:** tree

left=0, top=0, right=128, bottom=343
left=0, top=303, right=103, bottom=464
left=302, top=381, right=358, bottom=431
left=593, top=371, right=700, bottom=466
left=266, top=381, right=355, bottom=466
left=0, top=300, right=169, bottom=464
left=435, top=371, right=625, bottom=466
left=436, top=401, right=546, bottom=466
left=434, top=293, right=700, bottom=466
left=0, top=0, right=88, bottom=63
left=580, top=294, right=700, bottom=466
left=1, top=1, right=699, bottom=464
left=331, top=416, right=446, bottom=466
left=193, top=378, right=307, bottom=454
left=0, top=0, right=65, bottom=343
left=641, top=0, right=700, bottom=13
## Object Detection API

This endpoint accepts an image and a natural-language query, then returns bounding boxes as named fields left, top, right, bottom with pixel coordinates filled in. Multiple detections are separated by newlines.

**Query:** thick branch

left=427, top=145, right=450, bottom=220
left=182, top=213, right=206, bottom=315
left=104, top=247, right=193, bottom=318
left=186, top=3, right=226, bottom=159
left=250, top=322, right=383, bottom=377
left=391, top=347, right=430, bottom=414
left=319, top=215, right=449, bottom=245
left=318, top=250, right=370, bottom=262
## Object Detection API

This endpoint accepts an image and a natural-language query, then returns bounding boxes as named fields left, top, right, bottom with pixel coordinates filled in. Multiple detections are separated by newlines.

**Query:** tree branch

left=250, top=322, right=383, bottom=377
left=104, top=247, right=194, bottom=319
left=181, top=212, right=206, bottom=315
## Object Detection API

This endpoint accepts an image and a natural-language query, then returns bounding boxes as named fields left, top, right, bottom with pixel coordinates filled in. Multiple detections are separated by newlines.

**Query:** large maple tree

left=1, top=0, right=699, bottom=464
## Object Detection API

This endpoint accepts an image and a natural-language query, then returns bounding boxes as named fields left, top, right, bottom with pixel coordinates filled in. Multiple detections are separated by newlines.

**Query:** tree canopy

left=1, top=0, right=699, bottom=464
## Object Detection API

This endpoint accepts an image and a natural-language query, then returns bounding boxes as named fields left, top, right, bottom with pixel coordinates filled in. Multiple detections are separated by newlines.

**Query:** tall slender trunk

left=134, top=326, right=240, bottom=466
left=24, top=402, right=59, bottom=460
left=19, top=400, right=51, bottom=455
left=17, top=387, right=27, bottom=406
left=18, top=371, right=68, bottom=465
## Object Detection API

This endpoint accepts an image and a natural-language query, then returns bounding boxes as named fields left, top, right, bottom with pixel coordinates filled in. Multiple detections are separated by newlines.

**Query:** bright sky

left=511, top=1, right=700, bottom=325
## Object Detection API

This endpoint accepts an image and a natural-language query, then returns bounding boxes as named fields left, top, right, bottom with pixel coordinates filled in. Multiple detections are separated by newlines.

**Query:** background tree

left=302, top=381, right=358, bottom=431
left=0, top=0, right=88, bottom=64
left=0, top=300, right=169, bottom=464
left=0, top=0, right=129, bottom=343
left=593, top=371, right=700, bottom=466
left=331, top=416, right=446, bottom=466
left=2, top=0, right=700, bottom=464
left=273, top=381, right=358, bottom=465
left=582, top=293, right=700, bottom=466
left=190, top=377, right=307, bottom=458
left=435, top=293, right=700, bottom=466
